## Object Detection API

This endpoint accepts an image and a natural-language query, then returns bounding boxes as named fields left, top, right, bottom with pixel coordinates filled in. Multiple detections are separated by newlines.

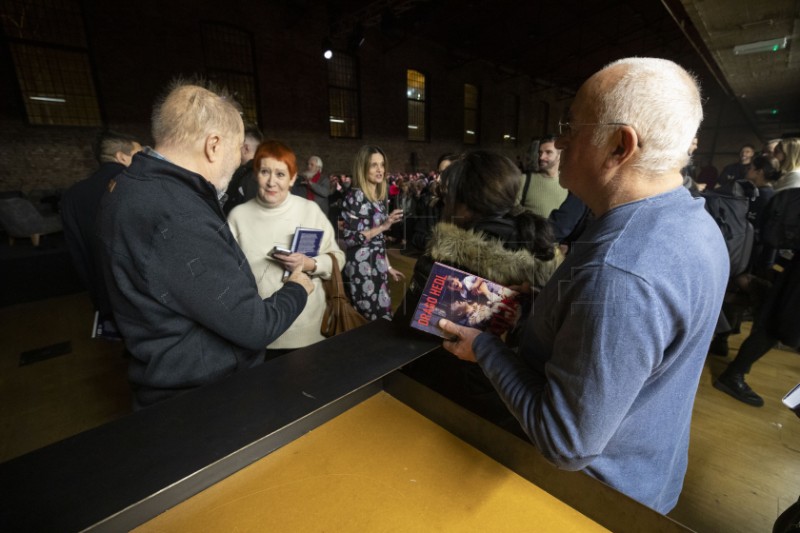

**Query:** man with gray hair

left=97, top=82, right=312, bottom=409
left=293, top=155, right=330, bottom=215
left=438, top=58, right=728, bottom=513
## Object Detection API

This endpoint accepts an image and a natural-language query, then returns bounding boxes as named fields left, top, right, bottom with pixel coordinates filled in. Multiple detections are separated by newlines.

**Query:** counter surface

left=136, top=392, right=608, bottom=532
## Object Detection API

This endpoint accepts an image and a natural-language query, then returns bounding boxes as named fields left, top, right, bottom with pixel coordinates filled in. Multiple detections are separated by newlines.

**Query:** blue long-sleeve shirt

left=472, top=186, right=728, bottom=513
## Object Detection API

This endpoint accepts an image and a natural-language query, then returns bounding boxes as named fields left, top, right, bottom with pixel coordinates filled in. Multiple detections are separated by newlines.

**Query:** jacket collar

left=428, top=222, right=538, bottom=286
left=127, top=151, right=225, bottom=218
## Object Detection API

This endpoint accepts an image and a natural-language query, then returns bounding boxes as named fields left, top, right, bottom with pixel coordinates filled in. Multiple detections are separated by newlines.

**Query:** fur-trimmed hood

left=427, top=222, right=560, bottom=288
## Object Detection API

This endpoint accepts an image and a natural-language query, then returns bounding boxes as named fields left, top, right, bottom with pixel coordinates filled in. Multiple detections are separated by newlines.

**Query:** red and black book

left=409, top=262, right=523, bottom=338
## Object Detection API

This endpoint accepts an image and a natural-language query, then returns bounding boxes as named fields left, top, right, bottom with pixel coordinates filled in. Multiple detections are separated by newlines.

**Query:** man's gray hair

left=310, top=155, right=323, bottom=170
left=151, top=79, right=243, bottom=148
left=593, top=57, right=703, bottom=175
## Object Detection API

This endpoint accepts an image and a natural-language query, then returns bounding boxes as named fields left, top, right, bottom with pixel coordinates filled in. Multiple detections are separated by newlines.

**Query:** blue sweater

left=473, top=187, right=728, bottom=513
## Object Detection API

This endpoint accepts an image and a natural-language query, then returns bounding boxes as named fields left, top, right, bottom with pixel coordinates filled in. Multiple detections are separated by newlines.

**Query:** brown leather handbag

left=320, top=252, right=368, bottom=337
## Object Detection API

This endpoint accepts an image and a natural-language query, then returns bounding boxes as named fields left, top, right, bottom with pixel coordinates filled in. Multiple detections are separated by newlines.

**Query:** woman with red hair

left=228, top=140, right=344, bottom=359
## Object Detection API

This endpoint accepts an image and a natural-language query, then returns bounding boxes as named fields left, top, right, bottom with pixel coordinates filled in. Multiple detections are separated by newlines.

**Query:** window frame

left=463, top=83, right=480, bottom=145
left=200, top=21, right=260, bottom=127
left=407, top=69, right=428, bottom=142
left=2, top=0, right=103, bottom=127
left=327, top=51, right=361, bottom=139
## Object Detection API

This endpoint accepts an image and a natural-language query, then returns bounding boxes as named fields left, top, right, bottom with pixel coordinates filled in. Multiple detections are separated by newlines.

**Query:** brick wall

left=0, top=0, right=758, bottom=196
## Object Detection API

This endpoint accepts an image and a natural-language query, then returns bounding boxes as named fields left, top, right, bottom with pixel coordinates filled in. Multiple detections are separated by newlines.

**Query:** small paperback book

left=281, top=226, right=324, bottom=278
left=291, top=227, right=324, bottom=257
left=91, top=311, right=122, bottom=341
left=410, top=262, right=523, bottom=338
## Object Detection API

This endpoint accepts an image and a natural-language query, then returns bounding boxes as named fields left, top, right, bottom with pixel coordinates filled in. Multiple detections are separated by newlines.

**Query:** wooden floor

left=1, top=247, right=798, bottom=532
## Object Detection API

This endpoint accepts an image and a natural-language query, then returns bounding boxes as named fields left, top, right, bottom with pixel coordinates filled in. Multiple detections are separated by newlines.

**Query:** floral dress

left=342, top=188, right=393, bottom=320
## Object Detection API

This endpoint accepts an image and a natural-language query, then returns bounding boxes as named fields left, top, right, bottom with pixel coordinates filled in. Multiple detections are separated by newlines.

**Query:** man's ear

left=605, top=125, right=639, bottom=169
left=204, top=134, right=223, bottom=162
left=114, top=151, right=130, bottom=166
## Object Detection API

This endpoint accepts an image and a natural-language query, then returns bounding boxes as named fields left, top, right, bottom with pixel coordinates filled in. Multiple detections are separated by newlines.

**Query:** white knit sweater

left=228, top=194, right=344, bottom=349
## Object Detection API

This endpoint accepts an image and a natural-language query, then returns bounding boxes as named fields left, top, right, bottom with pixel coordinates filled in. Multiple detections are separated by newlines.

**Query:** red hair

left=253, top=139, right=297, bottom=177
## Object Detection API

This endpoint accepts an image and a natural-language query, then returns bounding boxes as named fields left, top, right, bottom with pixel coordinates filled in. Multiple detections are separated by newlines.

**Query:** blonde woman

left=774, top=137, right=800, bottom=191
left=342, top=145, right=405, bottom=320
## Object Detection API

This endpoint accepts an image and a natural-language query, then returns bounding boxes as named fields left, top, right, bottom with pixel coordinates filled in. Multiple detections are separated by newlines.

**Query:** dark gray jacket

left=97, top=151, right=307, bottom=407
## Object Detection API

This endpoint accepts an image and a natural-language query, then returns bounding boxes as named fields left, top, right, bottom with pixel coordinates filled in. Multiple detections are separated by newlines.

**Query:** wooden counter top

left=136, top=392, right=608, bottom=532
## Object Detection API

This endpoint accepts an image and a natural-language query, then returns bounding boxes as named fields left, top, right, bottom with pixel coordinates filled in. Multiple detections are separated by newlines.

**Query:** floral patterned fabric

left=342, top=188, right=393, bottom=320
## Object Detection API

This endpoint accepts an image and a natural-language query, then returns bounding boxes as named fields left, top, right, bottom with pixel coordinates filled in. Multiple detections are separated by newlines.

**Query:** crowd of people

left=58, top=57, right=799, bottom=516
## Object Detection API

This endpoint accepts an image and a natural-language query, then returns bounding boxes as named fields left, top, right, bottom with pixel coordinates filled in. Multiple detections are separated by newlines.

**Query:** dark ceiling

left=326, top=0, right=799, bottom=141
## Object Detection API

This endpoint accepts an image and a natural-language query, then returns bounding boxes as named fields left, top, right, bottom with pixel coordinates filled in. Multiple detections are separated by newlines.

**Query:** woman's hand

left=386, top=209, right=403, bottom=228
left=273, top=252, right=315, bottom=273
left=388, top=266, right=405, bottom=282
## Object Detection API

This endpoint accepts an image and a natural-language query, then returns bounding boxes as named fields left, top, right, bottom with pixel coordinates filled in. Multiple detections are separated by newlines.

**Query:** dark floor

left=0, top=232, right=83, bottom=307
left=1, top=240, right=799, bottom=532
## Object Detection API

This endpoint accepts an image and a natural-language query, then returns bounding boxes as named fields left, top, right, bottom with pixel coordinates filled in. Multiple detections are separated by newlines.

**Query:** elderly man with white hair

left=294, top=155, right=330, bottom=215
left=438, top=58, right=729, bottom=513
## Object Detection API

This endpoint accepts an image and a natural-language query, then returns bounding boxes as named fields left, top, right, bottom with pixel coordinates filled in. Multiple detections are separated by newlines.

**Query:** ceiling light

left=733, top=37, right=788, bottom=55
left=322, top=38, right=333, bottom=60
left=30, top=96, right=66, bottom=103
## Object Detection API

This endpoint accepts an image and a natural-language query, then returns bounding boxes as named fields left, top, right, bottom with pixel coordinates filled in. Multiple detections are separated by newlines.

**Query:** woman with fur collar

left=395, top=150, right=561, bottom=431
left=396, top=151, right=560, bottom=321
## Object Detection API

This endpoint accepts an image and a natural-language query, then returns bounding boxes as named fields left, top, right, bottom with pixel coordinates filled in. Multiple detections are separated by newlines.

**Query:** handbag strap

left=325, top=252, right=346, bottom=297
left=520, top=171, right=532, bottom=207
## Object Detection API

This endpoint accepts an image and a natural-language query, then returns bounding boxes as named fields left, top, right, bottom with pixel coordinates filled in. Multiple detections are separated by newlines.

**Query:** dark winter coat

left=394, top=218, right=561, bottom=433
left=397, top=219, right=559, bottom=323
left=97, top=151, right=307, bottom=408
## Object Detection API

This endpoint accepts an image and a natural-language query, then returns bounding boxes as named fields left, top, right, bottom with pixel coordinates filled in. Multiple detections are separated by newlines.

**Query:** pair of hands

left=273, top=251, right=315, bottom=295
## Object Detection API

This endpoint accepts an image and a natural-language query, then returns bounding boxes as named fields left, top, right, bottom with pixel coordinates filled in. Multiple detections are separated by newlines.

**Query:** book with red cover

left=409, top=262, right=523, bottom=338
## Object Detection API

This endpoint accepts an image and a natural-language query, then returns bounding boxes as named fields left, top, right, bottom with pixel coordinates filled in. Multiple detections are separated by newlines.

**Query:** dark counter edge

left=0, top=318, right=692, bottom=533
left=0, top=319, right=440, bottom=532
left=385, top=372, right=694, bottom=533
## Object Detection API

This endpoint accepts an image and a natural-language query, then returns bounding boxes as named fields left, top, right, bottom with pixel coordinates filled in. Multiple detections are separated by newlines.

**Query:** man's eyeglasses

left=557, top=121, right=642, bottom=147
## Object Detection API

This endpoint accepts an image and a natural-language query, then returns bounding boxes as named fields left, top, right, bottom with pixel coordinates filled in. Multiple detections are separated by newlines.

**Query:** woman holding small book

left=228, top=140, right=344, bottom=359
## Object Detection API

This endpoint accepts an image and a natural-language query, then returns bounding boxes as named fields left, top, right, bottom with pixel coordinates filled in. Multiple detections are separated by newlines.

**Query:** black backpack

left=760, top=188, right=800, bottom=251
left=699, top=181, right=757, bottom=277
left=774, top=495, right=800, bottom=533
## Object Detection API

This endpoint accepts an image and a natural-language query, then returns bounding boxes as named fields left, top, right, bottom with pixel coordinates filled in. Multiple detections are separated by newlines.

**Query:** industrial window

left=327, top=53, right=360, bottom=138
left=407, top=69, right=427, bottom=142
left=2, top=0, right=102, bottom=126
left=536, top=101, right=551, bottom=137
left=201, top=23, right=259, bottom=125
left=464, top=84, right=479, bottom=144
left=502, top=93, right=519, bottom=145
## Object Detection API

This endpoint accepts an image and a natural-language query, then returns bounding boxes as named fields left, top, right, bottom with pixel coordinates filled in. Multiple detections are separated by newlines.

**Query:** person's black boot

left=713, top=371, right=764, bottom=407
left=708, top=335, right=729, bottom=357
